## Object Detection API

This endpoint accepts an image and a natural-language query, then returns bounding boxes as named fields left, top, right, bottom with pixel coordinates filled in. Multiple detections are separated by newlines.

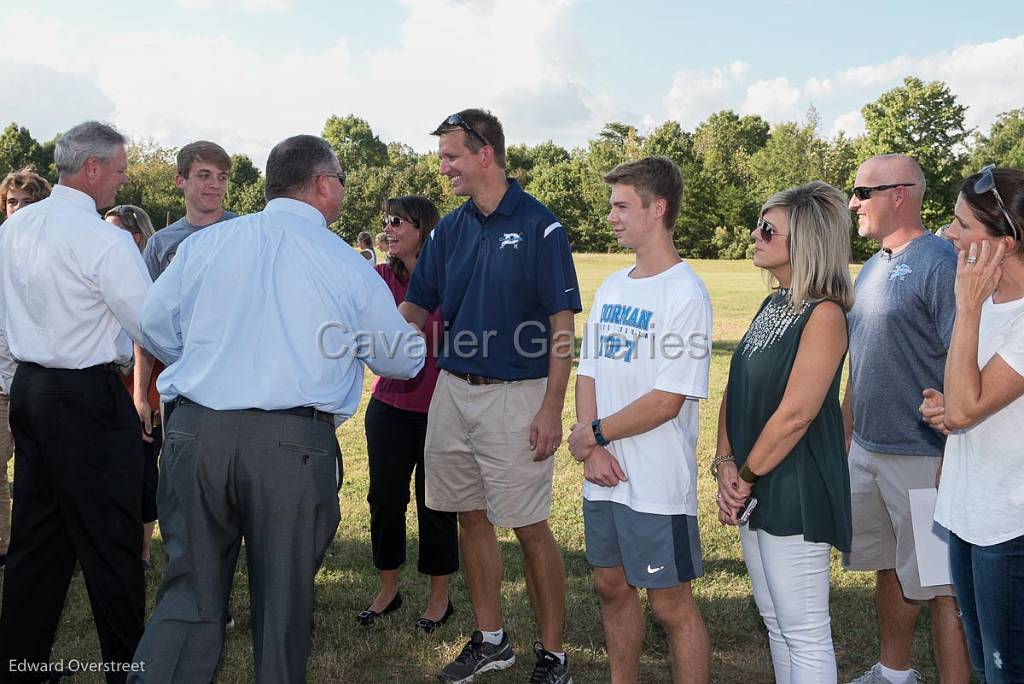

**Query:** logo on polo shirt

left=499, top=232, right=523, bottom=249
left=888, top=264, right=912, bottom=281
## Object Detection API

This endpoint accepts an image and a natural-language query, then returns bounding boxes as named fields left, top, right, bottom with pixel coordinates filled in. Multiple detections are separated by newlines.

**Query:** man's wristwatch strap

left=591, top=418, right=609, bottom=447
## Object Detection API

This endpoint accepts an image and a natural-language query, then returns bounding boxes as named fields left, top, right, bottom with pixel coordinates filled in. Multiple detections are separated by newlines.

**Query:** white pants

left=740, top=526, right=837, bottom=683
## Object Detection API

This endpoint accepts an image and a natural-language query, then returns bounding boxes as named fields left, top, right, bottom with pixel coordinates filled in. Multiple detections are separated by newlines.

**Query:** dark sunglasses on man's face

left=757, top=216, right=788, bottom=243
left=445, top=113, right=490, bottom=147
left=975, top=164, right=1021, bottom=241
left=851, top=183, right=916, bottom=201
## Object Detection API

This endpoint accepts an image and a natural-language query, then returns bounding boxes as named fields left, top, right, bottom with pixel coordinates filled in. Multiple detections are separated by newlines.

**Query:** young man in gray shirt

left=143, top=141, right=236, bottom=280
left=138, top=140, right=238, bottom=627
left=842, top=154, right=970, bottom=684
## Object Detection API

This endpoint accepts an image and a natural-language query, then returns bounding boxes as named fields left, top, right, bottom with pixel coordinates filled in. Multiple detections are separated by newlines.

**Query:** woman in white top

left=920, top=165, right=1024, bottom=684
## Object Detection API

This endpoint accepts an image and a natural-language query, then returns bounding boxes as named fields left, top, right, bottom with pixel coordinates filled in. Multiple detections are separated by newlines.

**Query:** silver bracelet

left=709, top=454, right=735, bottom=479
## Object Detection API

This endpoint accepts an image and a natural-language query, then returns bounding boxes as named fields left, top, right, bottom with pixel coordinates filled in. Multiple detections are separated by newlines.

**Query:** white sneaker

left=846, top=663, right=921, bottom=684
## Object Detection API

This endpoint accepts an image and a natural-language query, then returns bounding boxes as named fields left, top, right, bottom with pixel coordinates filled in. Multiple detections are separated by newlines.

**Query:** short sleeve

left=405, top=225, right=442, bottom=312
left=653, top=296, right=712, bottom=399
left=997, top=317, right=1024, bottom=380
left=576, top=286, right=602, bottom=379
left=536, top=221, right=582, bottom=315
left=142, top=235, right=162, bottom=281
left=925, top=245, right=958, bottom=349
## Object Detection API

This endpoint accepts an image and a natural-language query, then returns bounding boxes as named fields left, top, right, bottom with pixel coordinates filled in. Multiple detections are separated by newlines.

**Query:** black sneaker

left=528, top=643, right=572, bottom=684
left=438, top=631, right=515, bottom=683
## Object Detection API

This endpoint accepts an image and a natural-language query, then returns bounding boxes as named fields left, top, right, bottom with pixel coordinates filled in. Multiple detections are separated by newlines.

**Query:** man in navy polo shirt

left=401, top=109, right=580, bottom=684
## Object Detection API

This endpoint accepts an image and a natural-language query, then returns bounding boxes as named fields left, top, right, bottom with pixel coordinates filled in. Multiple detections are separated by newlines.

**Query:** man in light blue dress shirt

left=131, top=134, right=425, bottom=684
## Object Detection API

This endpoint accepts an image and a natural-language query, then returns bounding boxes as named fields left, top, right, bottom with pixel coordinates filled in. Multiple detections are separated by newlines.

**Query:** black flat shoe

left=415, top=599, right=454, bottom=634
left=356, top=592, right=402, bottom=626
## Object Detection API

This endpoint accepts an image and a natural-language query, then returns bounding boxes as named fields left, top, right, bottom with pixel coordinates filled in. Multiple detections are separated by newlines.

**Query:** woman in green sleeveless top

left=712, top=181, right=854, bottom=683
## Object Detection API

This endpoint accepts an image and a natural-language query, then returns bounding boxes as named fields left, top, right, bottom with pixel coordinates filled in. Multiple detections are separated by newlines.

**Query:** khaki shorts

left=842, top=440, right=954, bottom=601
left=424, top=371, right=552, bottom=529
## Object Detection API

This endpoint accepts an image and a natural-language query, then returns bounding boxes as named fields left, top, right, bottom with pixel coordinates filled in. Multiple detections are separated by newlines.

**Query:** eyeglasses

left=319, top=171, right=346, bottom=187
left=444, top=113, right=490, bottom=147
left=757, top=216, right=789, bottom=243
left=851, top=183, right=916, bottom=200
left=975, top=164, right=1021, bottom=241
left=381, top=215, right=415, bottom=228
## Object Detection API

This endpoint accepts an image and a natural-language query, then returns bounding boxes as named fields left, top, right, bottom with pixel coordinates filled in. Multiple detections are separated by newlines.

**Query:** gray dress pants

left=130, top=401, right=341, bottom=684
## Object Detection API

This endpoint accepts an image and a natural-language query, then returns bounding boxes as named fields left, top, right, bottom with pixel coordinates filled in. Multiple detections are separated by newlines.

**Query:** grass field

left=2, top=255, right=946, bottom=683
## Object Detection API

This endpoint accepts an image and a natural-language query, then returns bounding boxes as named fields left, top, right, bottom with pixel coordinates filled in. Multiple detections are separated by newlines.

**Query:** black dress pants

left=0, top=362, right=144, bottom=683
left=364, top=397, right=458, bottom=575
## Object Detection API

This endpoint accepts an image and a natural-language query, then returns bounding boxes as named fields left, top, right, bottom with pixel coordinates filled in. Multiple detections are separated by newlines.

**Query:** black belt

left=175, top=396, right=334, bottom=426
left=22, top=361, right=120, bottom=373
left=446, top=370, right=512, bottom=386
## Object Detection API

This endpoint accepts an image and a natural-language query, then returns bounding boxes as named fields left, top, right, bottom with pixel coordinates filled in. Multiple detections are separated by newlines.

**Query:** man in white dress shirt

left=130, top=134, right=425, bottom=683
left=0, top=121, right=152, bottom=683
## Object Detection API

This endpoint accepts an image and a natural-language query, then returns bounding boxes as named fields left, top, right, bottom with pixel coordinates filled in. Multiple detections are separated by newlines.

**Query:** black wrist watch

left=591, top=419, right=609, bottom=446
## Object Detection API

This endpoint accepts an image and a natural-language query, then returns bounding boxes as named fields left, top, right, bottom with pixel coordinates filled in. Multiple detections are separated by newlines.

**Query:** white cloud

left=664, top=65, right=744, bottom=128
left=830, top=110, right=866, bottom=138
left=740, top=77, right=802, bottom=122
left=0, top=0, right=601, bottom=167
left=728, top=61, right=750, bottom=79
left=804, top=77, right=833, bottom=98
left=834, top=35, right=1024, bottom=132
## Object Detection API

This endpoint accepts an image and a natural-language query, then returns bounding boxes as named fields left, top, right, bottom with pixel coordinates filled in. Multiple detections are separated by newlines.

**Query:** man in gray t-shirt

left=842, top=154, right=969, bottom=684
left=143, top=141, right=237, bottom=280
left=138, top=141, right=240, bottom=629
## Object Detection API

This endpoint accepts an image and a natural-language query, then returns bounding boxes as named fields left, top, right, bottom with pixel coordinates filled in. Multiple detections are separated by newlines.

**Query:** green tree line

left=3, top=77, right=1022, bottom=260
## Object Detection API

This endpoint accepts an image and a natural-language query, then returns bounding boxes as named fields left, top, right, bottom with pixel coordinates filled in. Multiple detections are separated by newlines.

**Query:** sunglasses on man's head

left=851, top=183, right=916, bottom=201
left=445, top=113, right=490, bottom=147
left=975, top=164, right=1021, bottom=241
left=757, top=216, right=788, bottom=243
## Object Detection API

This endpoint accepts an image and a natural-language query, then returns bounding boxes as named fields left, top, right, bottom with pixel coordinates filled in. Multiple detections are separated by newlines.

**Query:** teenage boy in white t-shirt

left=568, top=156, right=712, bottom=683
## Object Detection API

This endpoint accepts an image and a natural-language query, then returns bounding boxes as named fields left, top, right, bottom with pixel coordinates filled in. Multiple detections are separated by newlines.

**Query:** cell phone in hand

left=738, top=496, right=758, bottom=525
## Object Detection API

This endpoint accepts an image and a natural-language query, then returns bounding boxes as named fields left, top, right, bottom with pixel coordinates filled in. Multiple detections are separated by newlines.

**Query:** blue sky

left=3, top=0, right=1023, bottom=167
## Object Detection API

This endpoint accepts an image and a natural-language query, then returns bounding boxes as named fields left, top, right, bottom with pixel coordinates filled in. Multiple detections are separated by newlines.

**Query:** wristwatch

left=591, top=419, right=609, bottom=447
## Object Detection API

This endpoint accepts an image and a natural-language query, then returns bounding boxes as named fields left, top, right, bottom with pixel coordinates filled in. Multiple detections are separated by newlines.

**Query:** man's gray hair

left=54, top=121, right=126, bottom=178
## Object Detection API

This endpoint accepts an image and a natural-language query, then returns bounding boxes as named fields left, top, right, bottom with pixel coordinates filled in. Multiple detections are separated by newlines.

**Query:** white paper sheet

left=909, top=488, right=952, bottom=587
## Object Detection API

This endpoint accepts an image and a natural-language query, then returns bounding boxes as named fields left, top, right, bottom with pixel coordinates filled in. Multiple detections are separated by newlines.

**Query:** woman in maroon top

left=358, top=196, right=458, bottom=632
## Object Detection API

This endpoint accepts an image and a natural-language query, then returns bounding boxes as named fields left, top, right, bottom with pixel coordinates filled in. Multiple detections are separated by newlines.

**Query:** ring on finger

left=967, top=255, right=978, bottom=264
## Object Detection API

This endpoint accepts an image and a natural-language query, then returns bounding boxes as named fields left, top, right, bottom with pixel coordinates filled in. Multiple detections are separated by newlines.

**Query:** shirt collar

left=51, top=184, right=99, bottom=212
left=469, top=178, right=524, bottom=220
left=265, top=198, right=328, bottom=227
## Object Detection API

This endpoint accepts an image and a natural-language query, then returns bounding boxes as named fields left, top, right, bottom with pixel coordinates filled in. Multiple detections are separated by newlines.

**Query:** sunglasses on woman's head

left=975, top=164, right=1021, bottom=241
left=757, top=216, right=788, bottom=243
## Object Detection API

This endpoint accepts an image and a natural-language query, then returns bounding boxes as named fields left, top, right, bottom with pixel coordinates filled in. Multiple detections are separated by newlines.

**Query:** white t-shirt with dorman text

left=577, top=262, right=712, bottom=515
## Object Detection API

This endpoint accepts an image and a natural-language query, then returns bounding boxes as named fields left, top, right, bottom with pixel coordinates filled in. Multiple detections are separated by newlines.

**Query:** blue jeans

left=949, top=531, right=1024, bottom=683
